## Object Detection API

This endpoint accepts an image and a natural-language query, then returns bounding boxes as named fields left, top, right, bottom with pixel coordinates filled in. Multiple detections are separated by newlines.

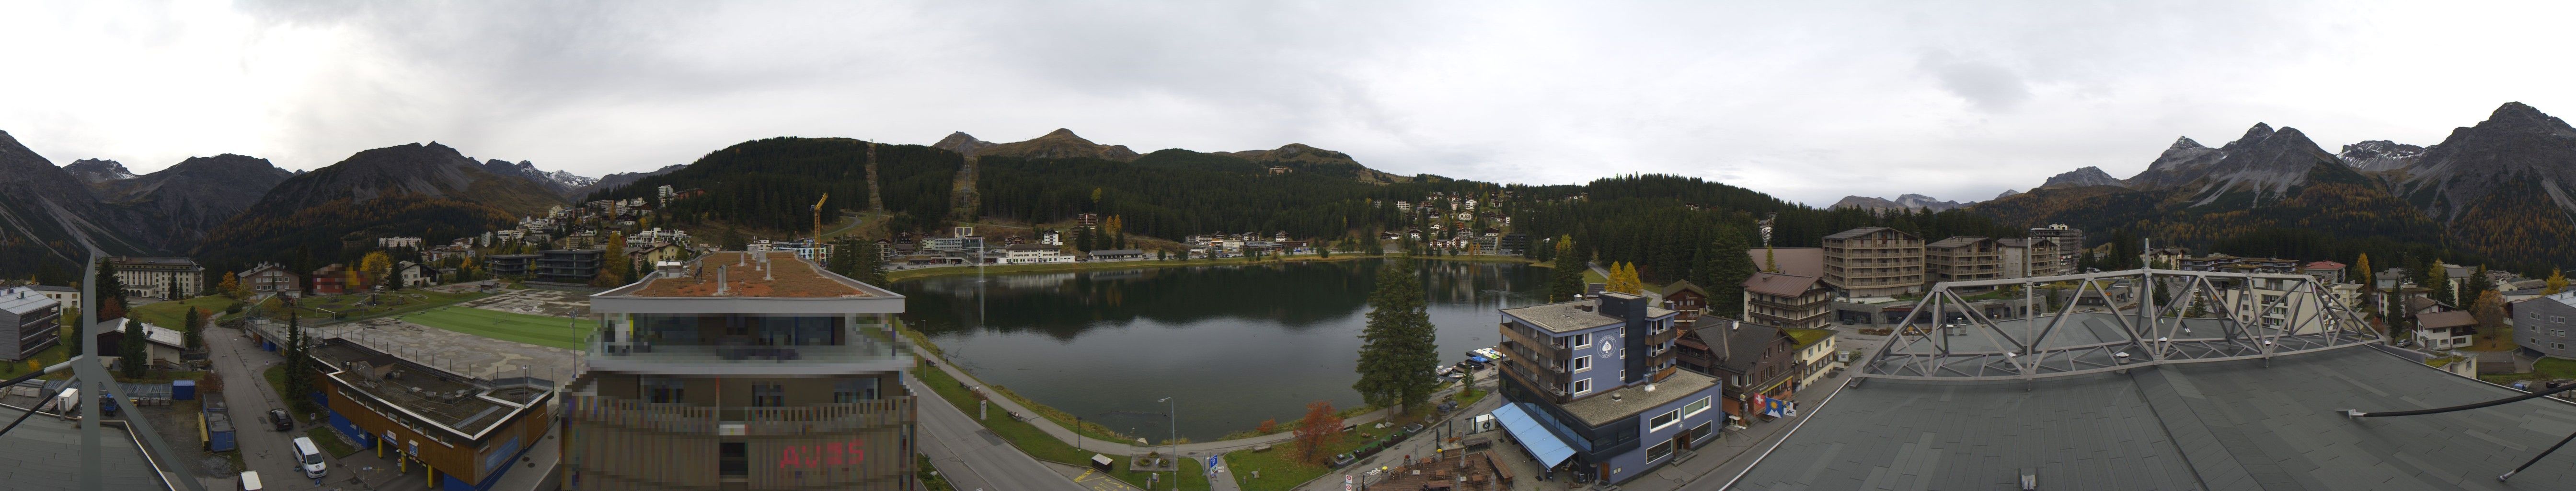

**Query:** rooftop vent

left=2020, top=468, right=2037, bottom=490
left=716, top=266, right=729, bottom=295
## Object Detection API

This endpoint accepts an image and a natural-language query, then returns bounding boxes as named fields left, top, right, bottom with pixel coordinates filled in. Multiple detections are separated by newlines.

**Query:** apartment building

left=2027, top=224, right=2084, bottom=268
left=1996, top=237, right=2063, bottom=279
left=1494, top=293, right=1721, bottom=485
left=534, top=249, right=605, bottom=284
left=1820, top=227, right=1923, bottom=298
left=1923, top=236, right=2001, bottom=286
left=566, top=251, right=916, bottom=490
left=107, top=256, right=205, bottom=299
left=241, top=262, right=301, bottom=295
left=0, top=287, right=61, bottom=361
left=1739, top=272, right=1832, bottom=330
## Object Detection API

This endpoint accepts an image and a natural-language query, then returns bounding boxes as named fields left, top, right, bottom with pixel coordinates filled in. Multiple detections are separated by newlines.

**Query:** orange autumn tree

left=1294, top=400, right=1344, bottom=465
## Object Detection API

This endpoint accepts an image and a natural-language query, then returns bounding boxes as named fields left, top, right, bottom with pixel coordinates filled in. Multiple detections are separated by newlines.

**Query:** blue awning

left=1468, top=354, right=1490, bottom=362
left=1491, top=403, right=1577, bottom=467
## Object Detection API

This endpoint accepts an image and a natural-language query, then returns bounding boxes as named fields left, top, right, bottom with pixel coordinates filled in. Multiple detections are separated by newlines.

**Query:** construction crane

left=812, top=193, right=829, bottom=240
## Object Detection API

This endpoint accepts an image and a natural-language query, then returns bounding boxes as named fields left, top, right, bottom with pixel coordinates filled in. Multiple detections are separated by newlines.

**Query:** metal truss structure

left=1859, top=268, right=2381, bottom=381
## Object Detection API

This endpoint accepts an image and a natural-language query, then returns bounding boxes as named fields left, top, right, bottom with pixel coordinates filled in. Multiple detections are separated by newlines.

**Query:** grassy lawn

left=128, top=295, right=247, bottom=329
left=6, top=344, right=69, bottom=379
left=914, top=361, right=1209, bottom=491
left=250, top=290, right=489, bottom=325
left=2461, top=329, right=2519, bottom=352
left=394, top=306, right=593, bottom=350
left=307, top=426, right=360, bottom=457
left=1224, top=406, right=1438, bottom=491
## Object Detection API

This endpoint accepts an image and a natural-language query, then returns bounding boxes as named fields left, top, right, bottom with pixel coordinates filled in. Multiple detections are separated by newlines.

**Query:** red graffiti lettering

left=779, top=446, right=800, bottom=469
left=826, top=443, right=842, bottom=466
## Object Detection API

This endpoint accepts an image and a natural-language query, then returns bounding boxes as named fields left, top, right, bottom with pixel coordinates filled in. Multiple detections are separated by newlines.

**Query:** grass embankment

left=913, top=360, right=1209, bottom=491
left=1224, top=406, right=1442, bottom=491
left=888, top=253, right=1535, bottom=283
left=307, top=427, right=360, bottom=457
left=128, top=295, right=250, bottom=329
left=250, top=290, right=489, bottom=325
left=396, top=306, right=594, bottom=350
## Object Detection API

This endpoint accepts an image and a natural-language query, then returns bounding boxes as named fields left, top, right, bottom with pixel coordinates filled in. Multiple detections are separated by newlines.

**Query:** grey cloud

left=1920, top=54, right=2031, bottom=111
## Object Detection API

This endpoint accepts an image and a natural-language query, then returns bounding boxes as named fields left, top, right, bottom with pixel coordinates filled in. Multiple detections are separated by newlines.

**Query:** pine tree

left=1550, top=239, right=1587, bottom=303
left=283, top=311, right=314, bottom=414
left=119, top=312, right=147, bottom=377
left=95, top=258, right=126, bottom=320
left=183, top=307, right=203, bottom=350
left=1703, top=233, right=1757, bottom=318
left=1354, top=260, right=1440, bottom=412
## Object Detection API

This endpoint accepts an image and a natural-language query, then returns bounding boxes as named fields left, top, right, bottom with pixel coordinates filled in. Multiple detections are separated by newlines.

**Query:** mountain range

left=8, top=101, right=2576, bottom=281
left=1829, top=194, right=1969, bottom=211
left=1973, top=101, right=2576, bottom=272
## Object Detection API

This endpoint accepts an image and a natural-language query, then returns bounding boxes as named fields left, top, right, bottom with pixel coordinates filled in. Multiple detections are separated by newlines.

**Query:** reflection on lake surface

left=893, top=259, right=1545, bottom=441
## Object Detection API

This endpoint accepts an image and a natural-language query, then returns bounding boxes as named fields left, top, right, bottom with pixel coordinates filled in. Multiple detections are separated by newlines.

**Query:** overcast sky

left=4, top=1, right=2571, bottom=206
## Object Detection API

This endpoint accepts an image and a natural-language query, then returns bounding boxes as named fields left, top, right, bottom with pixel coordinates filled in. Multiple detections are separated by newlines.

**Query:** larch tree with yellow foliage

left=358, top=251, right=392, bottom=282
left=2549, top=269, right=2567, bottom=295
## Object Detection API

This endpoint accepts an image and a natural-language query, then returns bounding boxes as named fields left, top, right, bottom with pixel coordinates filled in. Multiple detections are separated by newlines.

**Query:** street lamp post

left=1159, top=396, right=1176, bottom=491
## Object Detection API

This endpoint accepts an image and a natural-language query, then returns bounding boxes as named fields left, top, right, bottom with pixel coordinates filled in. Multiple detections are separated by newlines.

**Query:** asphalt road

left=908, top=377, right=1086, bottom=491
left=205, top=327, right=382, bottom=490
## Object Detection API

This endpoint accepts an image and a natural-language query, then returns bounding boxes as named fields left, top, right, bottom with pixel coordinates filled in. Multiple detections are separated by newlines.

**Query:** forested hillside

left=587, top=137, right=959, bottom=234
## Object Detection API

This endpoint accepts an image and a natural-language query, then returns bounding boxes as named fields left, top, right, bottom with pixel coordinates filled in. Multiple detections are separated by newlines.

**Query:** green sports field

left=398, top=306, right=594, bottom=350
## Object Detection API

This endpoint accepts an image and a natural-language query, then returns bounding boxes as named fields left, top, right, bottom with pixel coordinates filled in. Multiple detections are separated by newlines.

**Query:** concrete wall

left=2517, top=299, right=2576, bottom=359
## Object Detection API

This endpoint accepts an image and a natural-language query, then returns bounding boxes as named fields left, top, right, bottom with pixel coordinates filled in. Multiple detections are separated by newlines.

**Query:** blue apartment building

left=1493, top=292, right=1725, bottom=484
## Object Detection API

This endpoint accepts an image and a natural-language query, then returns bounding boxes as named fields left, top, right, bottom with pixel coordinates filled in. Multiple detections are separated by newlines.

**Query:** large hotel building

left=564, top=251, right=916, bottom=490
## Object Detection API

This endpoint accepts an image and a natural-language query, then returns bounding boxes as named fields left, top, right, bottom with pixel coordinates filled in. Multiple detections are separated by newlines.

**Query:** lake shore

left=884, top=252, right=1541, bottom=282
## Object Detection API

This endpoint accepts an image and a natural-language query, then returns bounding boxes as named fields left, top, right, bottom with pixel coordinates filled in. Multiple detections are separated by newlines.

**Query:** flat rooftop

left=313, top=339, right=551, bottom=439
left=1731, top=346, right=2576, bottom=490
left=1502, top=299, right=1676, bottom=334
left=611, top=251, right=874, bottom=298
left=1560, top=369, right=1718, bottom=426
left=0, top=415, right=167, bottom=490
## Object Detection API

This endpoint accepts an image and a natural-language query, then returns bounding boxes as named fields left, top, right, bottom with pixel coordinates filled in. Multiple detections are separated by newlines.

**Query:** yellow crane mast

left=812, top=193, right=829, bottom=240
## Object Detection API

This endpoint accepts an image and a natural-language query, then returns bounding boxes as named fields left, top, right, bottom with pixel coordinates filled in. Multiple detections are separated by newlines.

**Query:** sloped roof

left=1748, top=247, right=1825, bottom=278
left=2305, top=260, right=2347, bottom=270
left=1743, top=272, right=1824, bottom=298
left=1925, top=236, right=1991, bottom=249
left=2417, top=310, right=2475, bottom=329
left=1732, top=347, right=2576, bottom=490
left=1823, top=227, right=1909, bottom=240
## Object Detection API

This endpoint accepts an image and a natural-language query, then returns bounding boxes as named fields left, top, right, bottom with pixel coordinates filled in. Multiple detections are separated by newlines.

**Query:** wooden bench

left=1486, top=456, right=1514, bottom=484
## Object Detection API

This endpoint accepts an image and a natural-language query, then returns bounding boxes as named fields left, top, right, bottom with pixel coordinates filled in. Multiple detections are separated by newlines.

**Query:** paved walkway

left=915, top=349, right=1434, bottom=457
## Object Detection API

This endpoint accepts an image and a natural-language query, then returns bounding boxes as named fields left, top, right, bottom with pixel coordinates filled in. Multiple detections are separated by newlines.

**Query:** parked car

left=268, top=409, right=293, bottom=432
left=1403, top=423, right=1425, bottom=434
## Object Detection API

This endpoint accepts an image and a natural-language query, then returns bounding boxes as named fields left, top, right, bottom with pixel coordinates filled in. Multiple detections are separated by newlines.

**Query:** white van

left=238, top=470, right=264, bottom=491
left=290, top=437, right=328, bottom=478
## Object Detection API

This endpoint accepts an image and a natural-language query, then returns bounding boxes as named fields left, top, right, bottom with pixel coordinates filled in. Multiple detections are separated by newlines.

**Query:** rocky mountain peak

left=2040, top=166, right=2125, bottom=189
left=2168, top=137, right=2206, bottom=151
left=2231, top=123, right=2276, bottom=147
left=2474, top=101, right=2576, bottom=137
left=932, top=131, right=997, bottom=156
left=1994, top=189, right=2023, bottom=200
left=2337, top=140, right=2426, bottom=172
left=963, top=129, right=1140, bottom=161
left=64, top=159, right=137, bottom=183
left=1830, top=194, right=1967, bottom=211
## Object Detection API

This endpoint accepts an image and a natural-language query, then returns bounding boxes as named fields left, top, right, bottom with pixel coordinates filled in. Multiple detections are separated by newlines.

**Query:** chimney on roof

left=716, top=266, right=729, bottom=295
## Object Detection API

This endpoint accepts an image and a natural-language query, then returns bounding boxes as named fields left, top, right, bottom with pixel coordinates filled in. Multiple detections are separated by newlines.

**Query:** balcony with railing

left=565, top=393, right=914, bottom=436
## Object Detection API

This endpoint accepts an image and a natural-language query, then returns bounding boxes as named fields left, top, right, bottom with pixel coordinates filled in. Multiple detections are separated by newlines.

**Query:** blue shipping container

left=172, top=380, right=196, bottom=401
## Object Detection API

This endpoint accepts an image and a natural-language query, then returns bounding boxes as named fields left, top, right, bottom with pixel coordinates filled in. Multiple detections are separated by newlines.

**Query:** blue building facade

left=1494, top=292, right=1725, bottom=484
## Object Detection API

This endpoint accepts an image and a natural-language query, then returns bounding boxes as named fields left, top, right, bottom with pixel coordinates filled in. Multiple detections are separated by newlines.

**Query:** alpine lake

left=892, top=258, right=1545, bottom=442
